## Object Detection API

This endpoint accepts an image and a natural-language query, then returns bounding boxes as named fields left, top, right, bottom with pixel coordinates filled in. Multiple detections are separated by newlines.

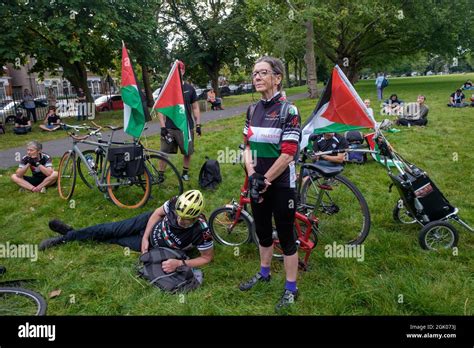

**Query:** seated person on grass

left=396, top=95, right=429, bottom=126
left=13, top=109, right=32, bottom=135
left=11, top=141, right=58, bottom=193
left=39, top=190, right=214, bottom=276
left=383, top=94, right=404, bottom=115
left=364, top=99, right=374, bottom=119
left=448, top=89, right=468, bottom=107
left=207, top=88, right=223, bottom=110
left=461, top=80, right=473, bottom=90
left=39, top=106, right=61, bottom=132
left=470, top=94, right=474, bottom=107
left=302, top=133, right=348, bottom=178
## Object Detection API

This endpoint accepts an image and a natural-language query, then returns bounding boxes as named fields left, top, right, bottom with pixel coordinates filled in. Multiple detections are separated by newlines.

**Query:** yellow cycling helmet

left=175, top=190, right=205, bottom=219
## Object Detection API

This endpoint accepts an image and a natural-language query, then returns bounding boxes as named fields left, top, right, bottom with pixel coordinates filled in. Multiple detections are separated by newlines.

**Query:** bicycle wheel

left=77, top=149, right=104, bottom=189
left=300, top=174, right=370, bottom=245
left=57, top=151, right=76, bottom=200
left=145, top=154, right=183, bottom=199
left=209, top=206, right=253, bottom=246
left=106, top=166, right=151, bottom=209
left=0, top=287, right=47, bottom=316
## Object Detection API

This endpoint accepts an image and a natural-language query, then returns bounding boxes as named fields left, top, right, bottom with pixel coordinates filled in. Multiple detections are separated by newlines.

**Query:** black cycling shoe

left=239, top=272, right=271, bottom=291
left=48, top=219, right=73, bottom=235
left=275, top=288, right=299, bottom=313
left=39, top=236, right=67, bottom=251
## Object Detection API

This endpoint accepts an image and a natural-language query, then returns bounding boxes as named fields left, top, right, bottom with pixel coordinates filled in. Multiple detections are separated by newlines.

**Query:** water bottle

left=85, top=154, right=95, bottom=169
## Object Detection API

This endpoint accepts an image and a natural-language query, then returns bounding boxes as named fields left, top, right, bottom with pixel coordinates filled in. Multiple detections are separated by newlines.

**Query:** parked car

left=219, top=86, right=231, bottom=97
left=228, top=84, right=241, bottom=95
left=194, top=88, right=208, bottom=100
left=240, top=83, right=255, bottom=93
left=0, top=101, right=22, bottom=124
left=95, top=95, right=123, bottom=112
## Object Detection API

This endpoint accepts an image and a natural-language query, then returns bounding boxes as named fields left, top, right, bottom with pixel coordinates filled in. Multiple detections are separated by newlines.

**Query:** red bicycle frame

left=232, top=172, right=319, bottom=269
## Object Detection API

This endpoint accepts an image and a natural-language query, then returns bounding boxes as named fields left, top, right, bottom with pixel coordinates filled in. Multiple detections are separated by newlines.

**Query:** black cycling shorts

left=250, top=186, right=297, bottom=256
left=24, top=175, right=46, bottom=187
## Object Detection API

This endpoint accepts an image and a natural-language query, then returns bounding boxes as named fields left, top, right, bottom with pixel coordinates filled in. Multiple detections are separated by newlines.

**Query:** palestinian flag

left=153, top=61, right=190, bottom=154
left=365, top=132, right=402, bottom=167
left=121, top=43, right=149, bottom=138
left=300, top=65, right=376, bottom=149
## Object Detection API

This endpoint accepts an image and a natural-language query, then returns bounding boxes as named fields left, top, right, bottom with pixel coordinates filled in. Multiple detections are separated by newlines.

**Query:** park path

left=0, top=93, right=308, bottom=169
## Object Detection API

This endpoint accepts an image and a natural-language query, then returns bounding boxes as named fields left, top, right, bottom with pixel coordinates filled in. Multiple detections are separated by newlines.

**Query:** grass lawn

left=0, top=73, right=473, bottom=315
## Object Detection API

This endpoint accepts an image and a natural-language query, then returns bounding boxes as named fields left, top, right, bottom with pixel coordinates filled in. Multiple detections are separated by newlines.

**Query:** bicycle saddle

left=301, top=162, right=344, bottom=177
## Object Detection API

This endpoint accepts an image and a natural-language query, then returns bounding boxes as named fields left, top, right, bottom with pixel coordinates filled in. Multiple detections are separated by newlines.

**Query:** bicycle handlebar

left=302, top=148, right=377, bottom=162
left=61, top=122, right=102, bottom=141
left=91, top=121, right=123, bottom=131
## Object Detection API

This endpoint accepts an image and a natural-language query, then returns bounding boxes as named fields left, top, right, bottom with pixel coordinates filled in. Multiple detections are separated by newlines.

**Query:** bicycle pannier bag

left=107, top=144, right=145, bottom=178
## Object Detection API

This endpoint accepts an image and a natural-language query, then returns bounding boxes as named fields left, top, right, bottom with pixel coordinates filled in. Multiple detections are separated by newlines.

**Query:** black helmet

left=15, top=109, right=23, bottom=116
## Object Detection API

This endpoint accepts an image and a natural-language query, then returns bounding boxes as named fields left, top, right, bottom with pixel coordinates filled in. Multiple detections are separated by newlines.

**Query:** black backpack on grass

left=199, top=157, right=222, bottom=190
left=138, top=247, right=200, bottom=294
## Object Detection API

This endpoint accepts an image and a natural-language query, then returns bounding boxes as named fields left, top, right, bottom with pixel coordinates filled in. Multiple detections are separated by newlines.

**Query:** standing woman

left=239, top=56, right=301, bottom=312
left=23, top=89, right=37, bottom=123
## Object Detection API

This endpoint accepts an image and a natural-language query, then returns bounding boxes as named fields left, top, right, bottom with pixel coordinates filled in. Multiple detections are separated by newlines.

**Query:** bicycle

left=208, top=145, right=371, bottom=267
left=297, top=148, right=371, bottom=246
left=65, top=122, right=183, bottom=207
left=58, top=122, right=152, bottom=209
left=0, top=266, right=47, bottom=316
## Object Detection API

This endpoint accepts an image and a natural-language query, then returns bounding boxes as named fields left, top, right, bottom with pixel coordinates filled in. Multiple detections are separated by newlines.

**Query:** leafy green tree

left=158, top=0, right=258, bottom=96
left=0, top=0, right=165, bottom=102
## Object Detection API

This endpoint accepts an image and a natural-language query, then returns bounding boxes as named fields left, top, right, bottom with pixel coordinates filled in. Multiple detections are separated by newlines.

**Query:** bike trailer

left=107, top=144, right=145, bottom=178
left=389, top=165, right=455, bottom=223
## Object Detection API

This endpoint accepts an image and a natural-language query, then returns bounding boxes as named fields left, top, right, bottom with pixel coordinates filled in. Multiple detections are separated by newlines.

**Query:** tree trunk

left=304, top=20, right=318, bottom=98
left=298, top=59, right=303, bottom=86
left=64, top=62, right=90, bottom=101
left=284, top=60, right=290, bottom=88
left=209, top=68, right=220, bottom=98
left=75, top=62, right=91, bottom=101
left=141, top=63, right=154, bottom=107
left=294, top=58, right=298, bottom=86
left=338, top=55, right=359, bottom=84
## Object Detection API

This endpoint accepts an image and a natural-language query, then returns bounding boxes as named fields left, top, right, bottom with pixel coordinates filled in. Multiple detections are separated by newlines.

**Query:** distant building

left=0, top=57, right=118, bottom=100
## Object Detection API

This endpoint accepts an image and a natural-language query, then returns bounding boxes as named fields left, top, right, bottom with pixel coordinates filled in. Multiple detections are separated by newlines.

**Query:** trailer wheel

left=418, top=221, right=459, bottom=251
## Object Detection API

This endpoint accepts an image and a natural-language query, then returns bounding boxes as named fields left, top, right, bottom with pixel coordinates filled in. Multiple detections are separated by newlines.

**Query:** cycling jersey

left=243, top=93, right=301, bottom=188
left=47, top=114, right=61, bottom=125
left=150, top=197, right=213, bottom=252
left=19, top=153, right=53, bottom=177
left=313, top=134, right=348, bottom=155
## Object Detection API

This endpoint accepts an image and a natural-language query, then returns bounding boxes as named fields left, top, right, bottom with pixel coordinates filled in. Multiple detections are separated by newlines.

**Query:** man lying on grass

left=39, top=190, right=213, bottom=274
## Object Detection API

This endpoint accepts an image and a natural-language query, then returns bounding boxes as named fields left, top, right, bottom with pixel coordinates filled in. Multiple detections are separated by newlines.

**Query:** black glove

left=28, top=157, right=40, bottom=166
left=249, top=173, right=266, bottom=203
left=196, top=124, right=202, bottom=136
left=160, top=128, right=168, bottom=137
